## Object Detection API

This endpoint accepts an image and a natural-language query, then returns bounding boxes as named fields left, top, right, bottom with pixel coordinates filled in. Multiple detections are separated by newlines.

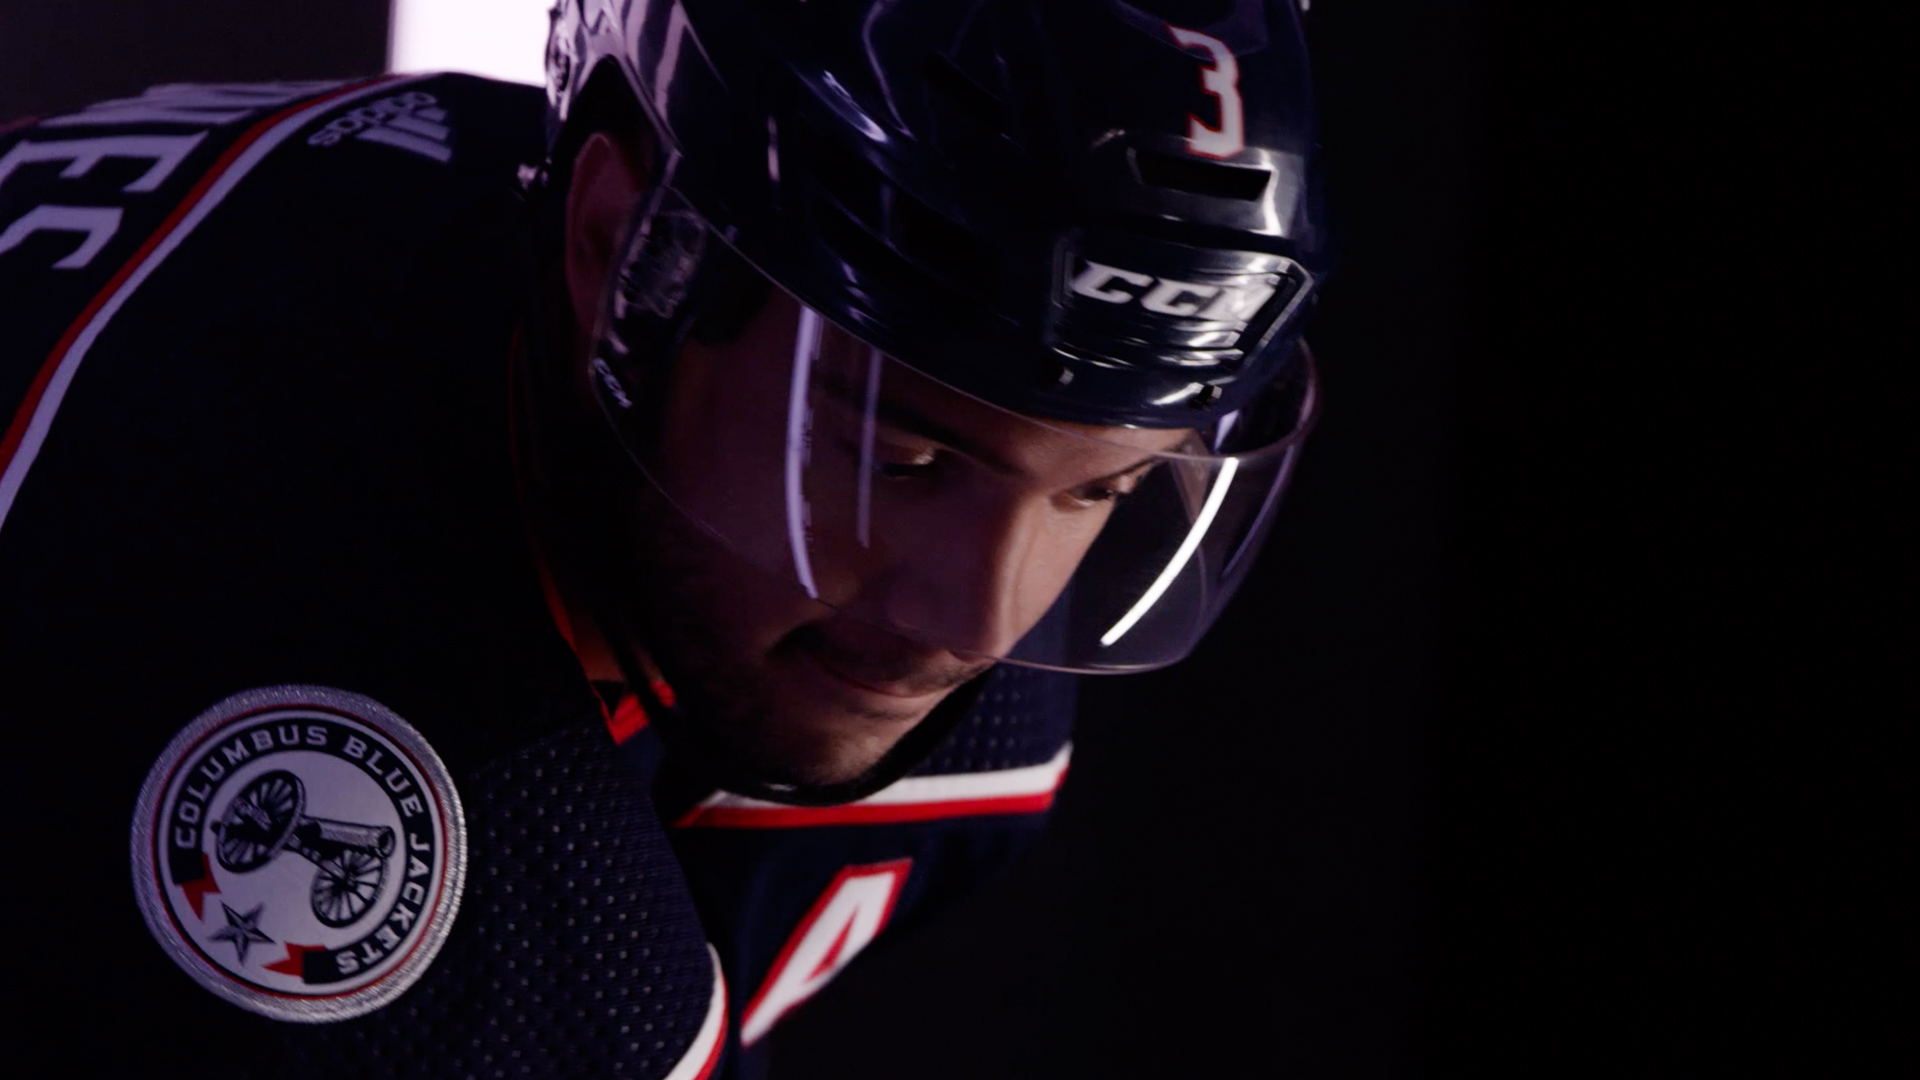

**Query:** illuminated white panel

left=388, top=0, right=553, bottom=86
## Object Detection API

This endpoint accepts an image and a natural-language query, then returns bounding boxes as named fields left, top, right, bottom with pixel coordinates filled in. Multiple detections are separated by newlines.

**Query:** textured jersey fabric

left=0, top=73, right=1076, bottom=1079
left=651, top=662, right=1075, bottom=1080
left=268, top=721, right=721, bottom=1080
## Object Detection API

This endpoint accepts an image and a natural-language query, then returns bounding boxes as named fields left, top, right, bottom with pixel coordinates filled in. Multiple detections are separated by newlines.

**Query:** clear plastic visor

left=590, top=211, right=1316, bottom=673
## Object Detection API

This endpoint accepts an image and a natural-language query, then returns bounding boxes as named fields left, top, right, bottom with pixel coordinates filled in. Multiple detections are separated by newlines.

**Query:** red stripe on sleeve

left=1, top=78, right=394, bottom=479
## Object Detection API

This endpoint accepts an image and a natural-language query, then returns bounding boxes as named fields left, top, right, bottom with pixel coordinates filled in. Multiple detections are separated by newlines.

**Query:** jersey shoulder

left=0, top=78, right=733, bottom=1080
left=0, top=71, right=562, bottom=736
left=0, top=74, right=547, bottom=375
left=0, top=74, right=547, bottom=539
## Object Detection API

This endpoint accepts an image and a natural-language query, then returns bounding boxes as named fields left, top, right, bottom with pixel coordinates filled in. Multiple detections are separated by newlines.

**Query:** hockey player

left=0, top=1, right=1323, bottom=1076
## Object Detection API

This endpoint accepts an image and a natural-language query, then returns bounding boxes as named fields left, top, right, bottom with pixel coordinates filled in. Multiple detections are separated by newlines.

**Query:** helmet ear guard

left=587, top=182, right=777, bottom=430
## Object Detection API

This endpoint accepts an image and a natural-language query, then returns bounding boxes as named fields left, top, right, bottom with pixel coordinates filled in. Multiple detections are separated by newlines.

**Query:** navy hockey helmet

left=542, top=0, right=1326, bottom=672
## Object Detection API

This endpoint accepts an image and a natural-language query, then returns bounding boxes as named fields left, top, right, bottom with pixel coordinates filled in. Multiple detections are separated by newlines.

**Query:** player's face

left=621, top=286, right=1188, bottom=786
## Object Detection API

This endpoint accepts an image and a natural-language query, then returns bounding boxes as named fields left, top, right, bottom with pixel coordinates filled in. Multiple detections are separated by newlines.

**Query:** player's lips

left=804, top=648, right=943, bottom=700
left=796, top=642, right=964, bottom=701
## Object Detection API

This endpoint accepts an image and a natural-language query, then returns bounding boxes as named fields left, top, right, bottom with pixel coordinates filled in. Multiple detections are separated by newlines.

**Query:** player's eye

left=872, top=445, right=941, bottom=481
left=1062, top=462, right=1157, bottom=509
left=1063, top=483, right=1128, bottom=508
left=839, top=433, right=942, bottom=482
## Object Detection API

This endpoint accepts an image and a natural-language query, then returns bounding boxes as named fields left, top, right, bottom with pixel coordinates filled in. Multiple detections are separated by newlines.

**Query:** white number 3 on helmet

left=1168, top=25, right=1244, bottom=160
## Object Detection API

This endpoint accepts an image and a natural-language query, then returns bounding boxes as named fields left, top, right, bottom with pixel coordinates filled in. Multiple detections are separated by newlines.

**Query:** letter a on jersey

left=739, top=859, right=911, bottom=1046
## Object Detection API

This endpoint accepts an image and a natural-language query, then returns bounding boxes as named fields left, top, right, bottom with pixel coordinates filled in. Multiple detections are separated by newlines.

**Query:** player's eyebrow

left=814, top=370, right=1170, bottom=485
left=1094, top=455, right=1163, bottom=485
left=814, top=370, right=1031, bottom=478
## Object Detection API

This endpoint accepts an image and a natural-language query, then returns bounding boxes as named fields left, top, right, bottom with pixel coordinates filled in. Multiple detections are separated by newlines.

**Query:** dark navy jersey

left=0, top=74, right=1073, bottom=1078
left=643, top=662, right=1074, bottom=1078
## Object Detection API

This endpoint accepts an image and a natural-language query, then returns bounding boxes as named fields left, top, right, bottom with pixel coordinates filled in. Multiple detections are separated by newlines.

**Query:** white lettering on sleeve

left=0, top=133, right=207, bottom=193
left=0, top=204, right=124, bottom=269
left=41, top=82, right=340, bottom=128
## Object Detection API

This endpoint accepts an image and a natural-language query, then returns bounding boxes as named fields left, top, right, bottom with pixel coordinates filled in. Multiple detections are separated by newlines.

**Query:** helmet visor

left=589, top=189, right=1317, bottom=673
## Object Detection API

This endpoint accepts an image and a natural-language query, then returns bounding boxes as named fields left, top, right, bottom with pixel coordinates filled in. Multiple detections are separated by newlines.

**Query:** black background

left=2, top=2, right=1757, bottom=1075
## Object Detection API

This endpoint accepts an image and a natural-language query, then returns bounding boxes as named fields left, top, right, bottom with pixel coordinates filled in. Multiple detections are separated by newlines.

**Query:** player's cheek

left=651, top=383, right=791, bottom=571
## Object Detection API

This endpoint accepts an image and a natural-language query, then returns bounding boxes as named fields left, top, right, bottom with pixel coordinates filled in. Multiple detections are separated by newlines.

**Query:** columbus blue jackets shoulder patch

left=131, top=685, right=466, bottom=1022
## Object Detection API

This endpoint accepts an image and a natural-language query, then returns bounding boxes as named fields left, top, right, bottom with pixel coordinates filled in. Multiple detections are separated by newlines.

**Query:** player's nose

left=868, top=492, right=1066, bottom=659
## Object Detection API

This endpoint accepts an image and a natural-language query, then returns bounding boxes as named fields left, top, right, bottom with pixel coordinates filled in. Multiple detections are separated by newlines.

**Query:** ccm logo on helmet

left=1068, top=260, right=1275, bottom=323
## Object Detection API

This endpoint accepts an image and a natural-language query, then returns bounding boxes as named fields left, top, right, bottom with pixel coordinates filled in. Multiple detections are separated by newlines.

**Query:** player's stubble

left=613, top=476, right=986, bottom=790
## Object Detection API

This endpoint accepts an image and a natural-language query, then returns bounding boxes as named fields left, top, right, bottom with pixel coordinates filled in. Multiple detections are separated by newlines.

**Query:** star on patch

left=209, top=902, right=275, bottom=964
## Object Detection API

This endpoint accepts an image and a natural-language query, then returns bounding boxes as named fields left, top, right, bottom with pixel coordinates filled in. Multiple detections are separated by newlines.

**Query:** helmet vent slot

left=1132, top=148, right=1271, bottom=202
left=893, top=193, right=994, bottom=292
left=811, top=191, right=916, bottom=283
left=800, top=113, right=996, bottom=299
left=925, top=54, right=1012, bottom=137
left=801, top=123, right=886, bottom=230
